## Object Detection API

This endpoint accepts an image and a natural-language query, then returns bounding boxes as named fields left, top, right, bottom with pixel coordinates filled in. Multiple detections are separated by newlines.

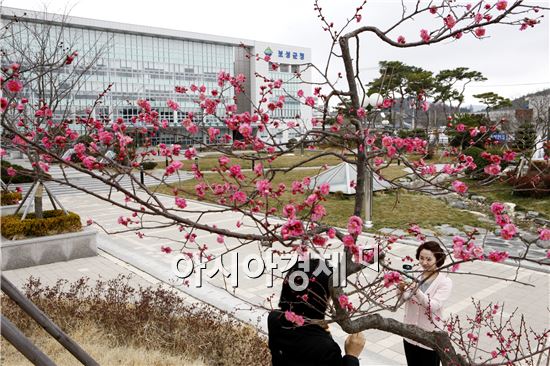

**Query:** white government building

left=1, top=7, right=312, bottom=146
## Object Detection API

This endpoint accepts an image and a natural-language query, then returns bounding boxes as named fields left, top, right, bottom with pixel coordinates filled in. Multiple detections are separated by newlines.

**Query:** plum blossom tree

left=1, top=2, right=549, bottom=365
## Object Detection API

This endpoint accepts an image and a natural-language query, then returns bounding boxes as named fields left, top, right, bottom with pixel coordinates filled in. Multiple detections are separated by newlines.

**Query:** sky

left=2, top=0, right=549, bottom=107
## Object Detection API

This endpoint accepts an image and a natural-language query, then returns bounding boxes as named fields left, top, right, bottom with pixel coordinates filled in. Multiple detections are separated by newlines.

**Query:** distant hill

left=509, top=88, right=550, bottom=110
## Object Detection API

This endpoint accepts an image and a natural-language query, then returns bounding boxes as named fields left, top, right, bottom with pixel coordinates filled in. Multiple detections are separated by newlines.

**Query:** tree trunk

left=34, top=182, right=43, bottom=219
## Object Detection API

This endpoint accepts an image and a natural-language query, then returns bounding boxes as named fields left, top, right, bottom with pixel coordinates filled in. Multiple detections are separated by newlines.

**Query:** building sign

left=277, top=49, right=305, bottom=60
left=491, top=133, right=508, bottom=142
left=264, top=47, right=273, bottom=56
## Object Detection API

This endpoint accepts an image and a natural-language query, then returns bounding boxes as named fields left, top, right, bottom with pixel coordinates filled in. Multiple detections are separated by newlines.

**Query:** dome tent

left=308, top=162, right=393, bottom=194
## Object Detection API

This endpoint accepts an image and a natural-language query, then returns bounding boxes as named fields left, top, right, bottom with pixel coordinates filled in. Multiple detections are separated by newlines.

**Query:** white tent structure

left=309, top=162, right=393, bottom=194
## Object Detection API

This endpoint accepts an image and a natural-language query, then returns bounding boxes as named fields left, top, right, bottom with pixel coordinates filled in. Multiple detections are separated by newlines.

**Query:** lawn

left=157, top=151, right=347, bottom=171
left=157, top=168, right=490, bottom=232
left=465, top=179, right=550, bottom=218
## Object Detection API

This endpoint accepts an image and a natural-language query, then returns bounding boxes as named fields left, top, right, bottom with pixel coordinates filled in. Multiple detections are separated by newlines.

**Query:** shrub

left=398, top=128, right=428, bottom=140
left=528, top=160, right=550, bottom=174
left=140, top=161, right=158, bottom=170
left=1, top=160, right=52, bottom=183
left=0, top=191, right=22, bottom=206
left=513, top=121, right=537, bottom=152
left=448, top=113, right=492, bottom=149
left=463, top=146, right=488, bottom=179
left=0, top=210, right=81, bottom=239
left=1, top=276, right=270, bottom=366
left=509, top=172, right=550, bottom=198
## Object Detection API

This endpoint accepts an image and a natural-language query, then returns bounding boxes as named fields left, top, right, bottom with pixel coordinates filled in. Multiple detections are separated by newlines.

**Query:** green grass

left=156, top=152, right=347, bottom=171
left=156, top=169, right=490, bottom=232
left=465, top=179, right=550, bottom=218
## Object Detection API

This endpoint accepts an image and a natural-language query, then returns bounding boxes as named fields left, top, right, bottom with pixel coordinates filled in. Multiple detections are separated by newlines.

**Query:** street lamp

left=360, top=93, right=383, bottom=229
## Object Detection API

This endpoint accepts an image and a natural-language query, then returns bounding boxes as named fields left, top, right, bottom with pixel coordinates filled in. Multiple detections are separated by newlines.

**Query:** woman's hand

left=397, top=281, right=407, bottom=292
left=345, top=332, right=366, bottom=358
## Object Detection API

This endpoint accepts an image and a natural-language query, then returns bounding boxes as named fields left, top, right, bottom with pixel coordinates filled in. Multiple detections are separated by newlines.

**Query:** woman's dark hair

left=416, top=241, right=446, bottom=268
left=278, top=258, right=332, bottom=320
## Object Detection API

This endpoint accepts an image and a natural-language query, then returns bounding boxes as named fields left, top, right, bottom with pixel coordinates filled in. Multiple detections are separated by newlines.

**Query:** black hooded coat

left=267, top=259, right=360, bottom=366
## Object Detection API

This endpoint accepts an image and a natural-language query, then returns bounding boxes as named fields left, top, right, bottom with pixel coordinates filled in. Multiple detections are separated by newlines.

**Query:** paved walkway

left=3, top=191, right=547, bottom=365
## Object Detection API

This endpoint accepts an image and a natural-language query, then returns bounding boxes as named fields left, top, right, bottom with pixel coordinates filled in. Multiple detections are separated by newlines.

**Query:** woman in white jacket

left=397, top=241, right=452, bottom=366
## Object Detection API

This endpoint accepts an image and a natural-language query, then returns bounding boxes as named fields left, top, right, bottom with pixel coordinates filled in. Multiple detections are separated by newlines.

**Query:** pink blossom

left=420, top=29, right=431, bottom=42
left=429, top=6, right=437, bottom=14
left=538, top=228, right=550, bottom=241
left=347, top=216, right=363, bottom=236
left=444, top=15, right=456, bottom=29
left=297, top=90, right=304, bottom=98
left=175, top=197, right=187, bottom=209
left=167, top=99, right=180, bottom=111
left=312, top=205, right=326, bottom=221
left=382, top=98, right=394, bottom=109
left=456, top=123, right=466, bottom=132
left=382, top=136, right=393, bottom=147
left=305, top=193, right=317, bottom=206
left=219, top=156, right=230, bottom=166
left=231, top=190, right=247, bottom=204
left=475, top=27, right=486, bottom=37
left=256, top=179, right=272, bottom=197
left=495, top=214, right=511, bottom=227
left=74, top=143, right=86, bottom=155
left=452, top=180, right=468, bottom=194
left=491, top=202, right=505, bottom=215
left=383, top=271, right=401, bottom=288
left=184, top=147, right=197, bottom=160
left=284, top=311, right=304, bottom=326
left=502, top=150, right=516, bottom=161
left=305, top=96, right=315, bottom=107
left=342, top=235, right=355, bottom=247
left=6, top=167, right=16, bottom=177
left=38, top=162, right=50, bottom=172
left=254, top=162, right=263, bottom=176
left=472, top=246, right=484, bottom=260
left=327, top=228, right=336, bottom=239
left=82, top=156, right=97, bottom=170
left=484, top=164, right=501, bottom=176
left=281, top=218, right=304, bottom=239
left=397, top=35, right=406, bottom=44
left=355, top=14, right=362, bottom=22
left=216, top=235, right=225, bottom=244
left=420, top=101, right=429, bottom=111
left=161, top=246, right=173, bottom=254
left=0, top=98, right=8, bottom=112
left=319, top=183, right=330, bottom=196
left=338, top=295, right=354, bottom=311
left=487, top=251, right=509, bottom=263
left=356, top=107, right=366, bottom=118
left=496, top=1, right=507, bottom=11
left=0, top=148, right=6, bottom=157
left=474, top=13, right=483, bottom=23
left=501, top=224, right=517, bottom=240
left=208, top=127, right=220, bottom=141
left=86, top=218, right=93, bottom=226
left=6, top=79, right=23, bottom=93
left=165, top=160, right=183, bottom=176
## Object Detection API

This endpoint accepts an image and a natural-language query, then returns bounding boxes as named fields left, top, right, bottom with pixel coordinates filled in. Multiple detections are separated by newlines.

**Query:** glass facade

left=1, top=8, right=311, bottom=147
left=3, top=18, right=246, bottom=146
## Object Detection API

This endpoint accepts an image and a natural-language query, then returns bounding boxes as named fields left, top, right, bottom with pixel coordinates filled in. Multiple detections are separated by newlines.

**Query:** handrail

left=1, top=275, right=99, bottom=365
left=1, top=315, right=57, bottom=366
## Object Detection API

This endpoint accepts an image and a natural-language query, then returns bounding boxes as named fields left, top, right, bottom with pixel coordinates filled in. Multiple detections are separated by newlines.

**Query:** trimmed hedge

left=141, top=161, right=158, bottom=170
left=0, top=191, right=22, bottom=206
left=1, top=160, right=52, bottom=183
left=0, top=210, right=82, bottom=239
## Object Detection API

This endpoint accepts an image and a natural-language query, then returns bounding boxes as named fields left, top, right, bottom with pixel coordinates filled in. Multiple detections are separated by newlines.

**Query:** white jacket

left=401, top=273, right=453, bottom=350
